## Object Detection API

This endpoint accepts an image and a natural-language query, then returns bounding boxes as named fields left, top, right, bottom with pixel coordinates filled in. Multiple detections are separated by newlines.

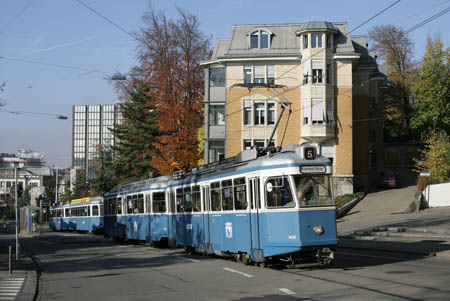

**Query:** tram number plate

left=304, top=147, right=317, bottom=160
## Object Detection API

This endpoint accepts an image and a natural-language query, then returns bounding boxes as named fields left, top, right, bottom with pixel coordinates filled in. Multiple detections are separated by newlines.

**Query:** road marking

left=279, top=288, right=296, bottom=295
left=337, top=251, right=413, bottom=261
left=177, top=256, right=200, bottom=263
left=222, top=267, right=253, bottom=278
left=0, top=277, right=24, bottom=300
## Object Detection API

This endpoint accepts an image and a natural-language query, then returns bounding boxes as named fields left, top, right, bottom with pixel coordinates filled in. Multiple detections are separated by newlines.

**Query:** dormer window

left=312, top=33, right=322, bottom=48
left=249, top=29, right=271, bottom=49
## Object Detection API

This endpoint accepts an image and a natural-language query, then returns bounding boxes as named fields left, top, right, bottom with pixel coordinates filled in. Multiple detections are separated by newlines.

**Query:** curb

left=19, top=248, right=41, bottom=301
left=336, top=194, right=365, bottom=219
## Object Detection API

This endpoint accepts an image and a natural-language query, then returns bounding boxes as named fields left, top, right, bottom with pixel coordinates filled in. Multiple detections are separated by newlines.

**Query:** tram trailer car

left=49, top=197, right=104, bottom=233
left=104, top=144, right=337, bottom=266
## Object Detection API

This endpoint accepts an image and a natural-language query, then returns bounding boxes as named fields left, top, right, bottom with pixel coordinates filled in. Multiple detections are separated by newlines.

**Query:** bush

left=335, top=192, right=364, bottom=208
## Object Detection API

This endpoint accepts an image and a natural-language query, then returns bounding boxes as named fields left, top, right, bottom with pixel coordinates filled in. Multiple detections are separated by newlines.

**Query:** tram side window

left=65, top=208, right=70, bottom=217
left=127, top=196, right=133, bottom=214
left=266, top=176, right=295, bottom=208
left=137, top=194, right=144, bottom=214
left=184, top=187, right=192, bottom=212
left=153, top=192, right=166, bottom=213
left=192, top=186, right=201, bottom=212
left=117, top=198, right=122, bottom=214
left=221, top=179, right=233, bottom=211
left=86, top=206, right=90, bottom=217
left=234, top=177, right=247, bottom=210
left=145, top=194, right=151, bottom=213
left=210, top=182, right=221, bottom=211
left=93, top=205, right=99, bottom=216
left=176, top=188, right=184, bottom=213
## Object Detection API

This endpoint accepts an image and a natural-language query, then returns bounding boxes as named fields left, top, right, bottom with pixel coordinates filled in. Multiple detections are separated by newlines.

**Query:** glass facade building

left=72, top=104, right=122, bottom=179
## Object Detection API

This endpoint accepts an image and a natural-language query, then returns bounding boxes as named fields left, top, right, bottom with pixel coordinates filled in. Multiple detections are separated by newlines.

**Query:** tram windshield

left=293, top=175, right=333, bottom=207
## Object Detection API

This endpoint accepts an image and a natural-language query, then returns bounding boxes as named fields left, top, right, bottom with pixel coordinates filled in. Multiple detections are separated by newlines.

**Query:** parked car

left=378, top=170, right=398, bottom=188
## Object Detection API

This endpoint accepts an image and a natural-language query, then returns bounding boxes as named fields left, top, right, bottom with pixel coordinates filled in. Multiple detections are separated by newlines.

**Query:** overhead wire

left=74, top=0, right=137, bottom=40
left=0, top=0, right=34, bottom=37
left=404, top=6, right=450, bottom=34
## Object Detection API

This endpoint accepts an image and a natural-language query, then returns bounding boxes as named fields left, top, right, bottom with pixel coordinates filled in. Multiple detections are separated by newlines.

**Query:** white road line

left=177, top=256, right=200, bottom=263
left=337, top=251, right=413, bottom=261
left=279, top=288, right=296, bottom=295
left=222, top=268, right=253, bottom=278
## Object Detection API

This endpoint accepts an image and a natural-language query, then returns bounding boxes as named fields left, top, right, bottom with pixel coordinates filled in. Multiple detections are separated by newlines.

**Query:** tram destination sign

left=300, top=165, right=326, bottom=174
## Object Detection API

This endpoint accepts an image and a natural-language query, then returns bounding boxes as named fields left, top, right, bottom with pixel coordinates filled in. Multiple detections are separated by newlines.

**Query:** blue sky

left=0, top=0, right=449, bottom=168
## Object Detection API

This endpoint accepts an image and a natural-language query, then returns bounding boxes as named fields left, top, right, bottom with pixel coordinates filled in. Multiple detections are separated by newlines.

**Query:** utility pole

left=14, top=166, right=20, bottom=262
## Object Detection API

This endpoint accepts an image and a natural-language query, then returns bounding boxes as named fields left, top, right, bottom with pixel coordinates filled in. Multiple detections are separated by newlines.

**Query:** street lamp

left=14, top=165, right=20, bottom=262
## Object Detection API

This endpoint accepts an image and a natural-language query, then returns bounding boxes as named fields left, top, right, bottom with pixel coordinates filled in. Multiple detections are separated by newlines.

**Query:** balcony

left=301, top=123, right=335, bottom=143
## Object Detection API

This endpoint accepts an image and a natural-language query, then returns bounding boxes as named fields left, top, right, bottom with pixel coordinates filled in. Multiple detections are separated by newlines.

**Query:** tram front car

left=259, top=145, right=337, bottom=266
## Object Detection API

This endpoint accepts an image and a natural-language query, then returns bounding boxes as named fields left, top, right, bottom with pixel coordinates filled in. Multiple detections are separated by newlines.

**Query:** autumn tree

left=411, top=36, right=450, bottom=135
left=368, top=25, right=415, bottom=139
left=111, top=82, right=166, bottom=183
left=132, top=8, right=211, bottom=175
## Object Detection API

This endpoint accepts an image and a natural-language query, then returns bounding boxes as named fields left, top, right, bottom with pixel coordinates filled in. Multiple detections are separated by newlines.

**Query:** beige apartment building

left=202, top=22, right=385, bottom=195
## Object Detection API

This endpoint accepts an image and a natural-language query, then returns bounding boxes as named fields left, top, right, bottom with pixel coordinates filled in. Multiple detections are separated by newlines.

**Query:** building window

left=254, top=102, right=265, bottom=125
left=250, top=30, right=270, bottom=49
left=302, top=60, right=310, bottom=84
left=312, top=60, right=323, bottom=84
left=209, top=105, right=225, bottom=125
left=209, top=140, right=225, bottom=162
left=244, top=140, right=252, bottom=149
left=311, top=33, right=322, bottom=48
left=312, top=99, right=324, bottom=124
left=326, top=34, right=331, bottom=48
left=254, top=65, right=265, bottom=83
left=209, top=68, right=225, bottom=87
left=254, top=140, right=265, bottom=148
left=268, top=103, right=275, bottom=125
left=303, top=35, right=308, bottom=49
left=303, top=99, right=310, bottom=125
left=267, top=65, right=275, bottom=84
left=243, top=101, right=252, bottom=125
left=326, top=99, right=334, bottom=124
left=326, top=63, right=331, bottom=84
left=244, top=66, right=252, bottom=84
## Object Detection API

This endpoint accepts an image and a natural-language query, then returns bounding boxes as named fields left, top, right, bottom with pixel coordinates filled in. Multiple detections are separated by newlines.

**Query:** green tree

left=91, top=146, right=118, bottom=195
left=111, top=82, right=166, bottom=183
left=411, top=37, right=450, bottom=135
left=71, top=169, right=90, bottom=199
left=368, top=25, right=415, bottom=139
left=415, top=130, right=450, bottom=185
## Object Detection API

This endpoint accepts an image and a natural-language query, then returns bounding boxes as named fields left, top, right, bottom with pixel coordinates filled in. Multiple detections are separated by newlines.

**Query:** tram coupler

left=317, top=247, right=334, bottom=265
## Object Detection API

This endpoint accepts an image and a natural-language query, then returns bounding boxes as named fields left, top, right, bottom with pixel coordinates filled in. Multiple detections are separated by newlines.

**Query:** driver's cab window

left=266, top=176, right=295, bottom=208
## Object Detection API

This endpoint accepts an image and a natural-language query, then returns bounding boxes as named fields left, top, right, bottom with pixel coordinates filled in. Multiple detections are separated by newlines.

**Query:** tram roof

left=104, top=144, right=331, bottom=197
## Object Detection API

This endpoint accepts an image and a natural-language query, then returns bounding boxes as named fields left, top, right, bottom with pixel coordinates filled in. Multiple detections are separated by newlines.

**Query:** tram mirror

left=267, top=182, right=273, bottom=192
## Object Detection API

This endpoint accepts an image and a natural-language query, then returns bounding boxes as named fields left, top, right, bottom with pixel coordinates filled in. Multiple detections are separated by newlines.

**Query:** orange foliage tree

left=132, top=8, right=211, bottom=175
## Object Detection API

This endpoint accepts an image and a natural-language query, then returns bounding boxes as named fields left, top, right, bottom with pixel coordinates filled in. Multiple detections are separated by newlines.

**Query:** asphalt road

left=18, top=231, right=450, bottom=301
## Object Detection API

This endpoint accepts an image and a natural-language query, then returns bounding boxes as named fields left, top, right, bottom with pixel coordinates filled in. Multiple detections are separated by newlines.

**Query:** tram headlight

left=313, top=225, right=324, bottom=235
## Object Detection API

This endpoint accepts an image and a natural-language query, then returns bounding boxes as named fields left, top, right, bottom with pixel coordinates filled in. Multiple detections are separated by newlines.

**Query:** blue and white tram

left=104, top=144, right=337, bottom=265
left=49, top=197, right=104, bottom=232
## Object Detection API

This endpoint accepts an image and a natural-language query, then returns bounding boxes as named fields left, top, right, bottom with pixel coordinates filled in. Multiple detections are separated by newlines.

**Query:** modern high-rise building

left=72, top=104, right=122, bottom=179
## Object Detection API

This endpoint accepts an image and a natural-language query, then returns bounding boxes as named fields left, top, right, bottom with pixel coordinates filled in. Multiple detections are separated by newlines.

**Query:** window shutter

left=268, top=65, right=275, bottom=77
left=312, top=60, right=323, bottom=69
left=302, top=60, right=310, bottom=76
left=312, top=99, right=324, bottom=122
left=303, top=99, right=310, bottom=119
left=254, top=65, right=265, bottom=78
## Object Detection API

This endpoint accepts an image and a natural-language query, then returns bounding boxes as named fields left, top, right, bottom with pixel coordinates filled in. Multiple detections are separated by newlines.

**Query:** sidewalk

left=337, top=185, right=450, bottom=258
left=0, top=228, right=39, bottom=301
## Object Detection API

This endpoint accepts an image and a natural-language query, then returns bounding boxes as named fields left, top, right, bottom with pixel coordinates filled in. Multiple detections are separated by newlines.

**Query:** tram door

left=167, top=191, right=176, bottom=247
left=201, top=186, right=211, bottom=253
left=249, top=177, right=262, bottom=261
